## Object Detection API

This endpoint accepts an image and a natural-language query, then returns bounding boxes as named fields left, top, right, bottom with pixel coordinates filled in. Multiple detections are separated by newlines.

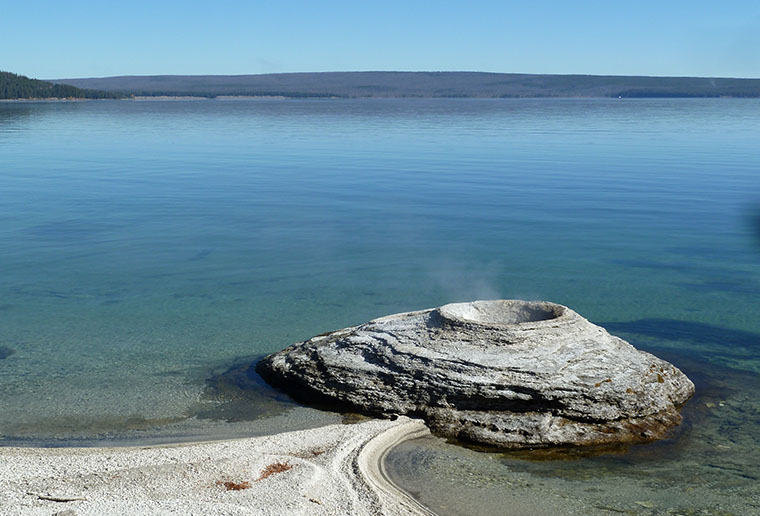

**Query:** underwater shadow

left=675, top=279, right=760, bottom=295
left=749, top=205, right=760, bottom=252
left=195, top=354, right=300, bottom=422
left=600, top=318, right=759, bottom=354
left=608, top=258, right=760, bottom=295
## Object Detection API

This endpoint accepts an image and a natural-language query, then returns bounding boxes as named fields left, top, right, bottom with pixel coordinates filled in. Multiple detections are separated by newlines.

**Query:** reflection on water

left=0, top=102, right=34, bottom=128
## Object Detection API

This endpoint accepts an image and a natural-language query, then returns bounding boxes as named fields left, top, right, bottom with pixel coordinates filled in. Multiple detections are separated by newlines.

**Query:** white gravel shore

left=0, top=417, right=433, bottom=516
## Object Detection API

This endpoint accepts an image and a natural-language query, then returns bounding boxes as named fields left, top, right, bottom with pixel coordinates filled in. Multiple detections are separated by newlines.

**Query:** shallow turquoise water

left=1, top=99, right=759, bottom=507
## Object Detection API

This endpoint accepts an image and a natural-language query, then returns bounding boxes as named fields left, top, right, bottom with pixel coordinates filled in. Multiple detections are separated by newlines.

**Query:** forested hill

left=0, top=71, right=123, bottom=99
left=52, top=71, right=760, bottom=98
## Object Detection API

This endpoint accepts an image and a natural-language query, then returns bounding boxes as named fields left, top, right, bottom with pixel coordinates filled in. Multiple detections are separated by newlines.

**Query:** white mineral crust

left=259, top=300, right=695, bottom=448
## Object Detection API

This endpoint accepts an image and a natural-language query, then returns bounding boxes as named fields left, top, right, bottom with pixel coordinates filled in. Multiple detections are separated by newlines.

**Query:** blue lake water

left=1, top=98, right=759, bottom=512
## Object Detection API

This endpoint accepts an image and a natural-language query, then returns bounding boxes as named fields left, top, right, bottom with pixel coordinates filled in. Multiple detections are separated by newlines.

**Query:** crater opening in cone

left=438, top=300, right=563, bottom=326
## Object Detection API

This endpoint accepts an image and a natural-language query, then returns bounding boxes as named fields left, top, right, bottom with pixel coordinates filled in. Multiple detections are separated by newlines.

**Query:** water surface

left=1, top=98, right=759, bottom=511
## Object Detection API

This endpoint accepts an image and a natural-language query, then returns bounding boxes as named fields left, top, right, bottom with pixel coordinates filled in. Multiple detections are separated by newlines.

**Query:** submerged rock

left=258, top=300, right=695, bottom=449
left=0, top=345, right=15, bottom=360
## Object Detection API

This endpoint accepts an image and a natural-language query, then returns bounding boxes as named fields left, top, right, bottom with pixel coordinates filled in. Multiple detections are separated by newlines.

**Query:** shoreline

left=0, top=417, right=433, bottom=516
left=1, top=96, right=754, bottom=103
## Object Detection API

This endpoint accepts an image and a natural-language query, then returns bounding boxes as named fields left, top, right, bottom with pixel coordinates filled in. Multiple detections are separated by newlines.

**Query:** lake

left=1, top=98, right=758, bottom=513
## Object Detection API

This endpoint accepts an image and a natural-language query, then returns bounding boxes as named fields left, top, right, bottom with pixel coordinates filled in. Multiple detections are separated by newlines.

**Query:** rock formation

left=258, top=300, right=695, bottom=449
left=0, top=345, right=15, bottom=360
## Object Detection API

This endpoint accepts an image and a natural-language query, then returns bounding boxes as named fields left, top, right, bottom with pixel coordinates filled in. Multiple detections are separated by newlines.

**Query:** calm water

left=1, top=98, right=759, bottom=512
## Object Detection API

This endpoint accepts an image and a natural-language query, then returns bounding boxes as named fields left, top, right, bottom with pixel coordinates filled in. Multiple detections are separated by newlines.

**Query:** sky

left=2, top=1, right=759, bottom=79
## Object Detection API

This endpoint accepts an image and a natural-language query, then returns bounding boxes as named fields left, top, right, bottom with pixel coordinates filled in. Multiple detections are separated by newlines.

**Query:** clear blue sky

left=2, top=1, right=759, bottom=79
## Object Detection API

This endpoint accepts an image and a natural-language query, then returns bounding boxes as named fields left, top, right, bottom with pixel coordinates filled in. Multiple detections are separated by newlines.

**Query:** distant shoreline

left=2, top=95, right=758, bottom=103
left=0, top=97, right=92, bottom=102
left=5, top=70, right=760, bottom=101
left=133, top=95, right=290, bottom=101
left=49, top=71, right=760, bottom=100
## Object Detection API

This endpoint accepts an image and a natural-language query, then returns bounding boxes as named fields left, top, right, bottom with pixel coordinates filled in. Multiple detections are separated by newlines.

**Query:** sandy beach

left=0, top=417, right=433, bottom=516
